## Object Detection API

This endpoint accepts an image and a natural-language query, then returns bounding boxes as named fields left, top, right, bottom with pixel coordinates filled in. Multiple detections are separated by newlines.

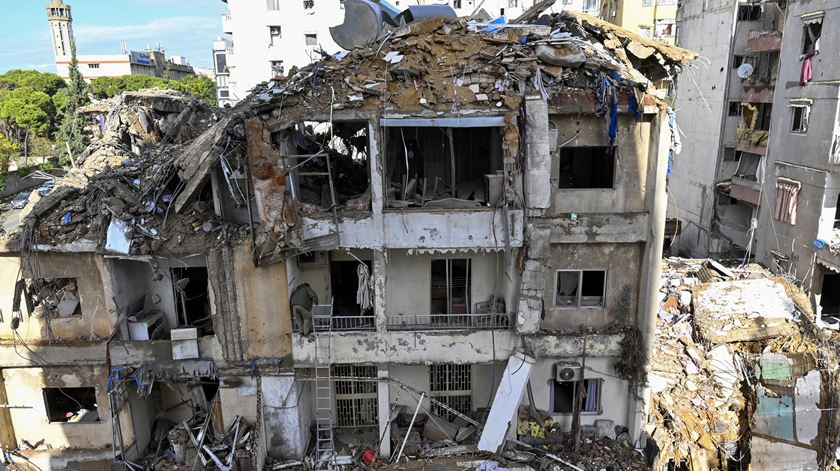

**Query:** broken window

left=555, top=270, right=606, bottom=308
left=790, top=104, right=810, bottom=133
left=655, top=20, right=675, bottom=38
left=774, top=179, right=800, bottom=225
left=172, top=267, right=213, bottom=335
left=737, top=5, right=761, bottom=22
left=269, top=26, right=282, bottom=46
left=333, top=365, right=378, bottom=427
left=728, top=102, right=741, bottom=117
left=303, top=0, right=315, bottom=9
left=270, top=60, right=284, bottom=77
left=27, top=278, right=81, bottom=318
left=430, top=364, right=471, bottom=421
left=304, top=33, right=318, bottom=46
left=755, top=103, right=772, bottom=131
left=43, top=387, right=99, bottom=423
left=734, top=152, right=760, bottom=180
left=802, top=14, right=822, bottom=54
left=723, top=147, right=742, bottom=162
left=384, top=124, right=504, bottom=208
left=557, top=147, right=615, bottom=189
left=551, top=379, right=602, bottom=414
left=733, top=55, right=744, bottom=69
left=820, top=274, right=840, bottom=316
left=431, top=259, right=471, bottom=317
left=285, top=121, right=370, bottom=212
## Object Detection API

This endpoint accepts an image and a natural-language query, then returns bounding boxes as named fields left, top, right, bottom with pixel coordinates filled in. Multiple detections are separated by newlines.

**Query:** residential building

left=668, top=0, right=784, bottom=259
left=46, top=0, right=195, bottom=81
left=212, top=37, right=234, bottom=107
left=0, top=10, right=691, bottom=469
left=753, top=1, right=840, bottom=324
left=601, top=0, right=679, bottom=43
left=216, top=0, right=603, bottom=104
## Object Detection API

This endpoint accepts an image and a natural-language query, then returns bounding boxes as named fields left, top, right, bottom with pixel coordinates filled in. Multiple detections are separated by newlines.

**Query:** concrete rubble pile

left=646, top=258, right=840, bottom=470
left=3, top=90, right=250, bottom=255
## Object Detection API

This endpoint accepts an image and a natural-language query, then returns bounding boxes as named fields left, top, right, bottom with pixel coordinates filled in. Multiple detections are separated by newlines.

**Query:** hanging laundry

left=800, top=51, right=816, bottom=86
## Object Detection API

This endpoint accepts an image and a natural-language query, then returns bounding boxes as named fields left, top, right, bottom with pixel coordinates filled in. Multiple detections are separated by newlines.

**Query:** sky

left=0, top=0, right=228, bottom=74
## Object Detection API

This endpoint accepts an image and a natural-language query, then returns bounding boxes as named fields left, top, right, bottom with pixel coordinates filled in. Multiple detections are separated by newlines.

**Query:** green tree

left=0, top=70, right=66, bottom=96
left=87, top=74, right=217, bottom=106
left=0, top=87, right=54, bottom=156
left=58, top=41, right=88, bottom=163
left=169, top=75, right=217, bottom=105
left=0, top=133, right=18, bottom=181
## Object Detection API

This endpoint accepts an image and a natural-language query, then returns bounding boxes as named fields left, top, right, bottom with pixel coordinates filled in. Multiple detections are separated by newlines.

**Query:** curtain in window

left=583, top=379, right=600, bottom=413
left=774, top=180, right=801, bottom=225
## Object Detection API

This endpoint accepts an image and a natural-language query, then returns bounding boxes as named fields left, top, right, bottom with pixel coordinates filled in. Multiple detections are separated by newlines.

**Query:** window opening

left=802, top=17, right=822, bottom=54
left=429, top=364, right=472, bottom=421
left=215, top=53, right=227, bottom=74
left=286, top=121, right=370, bottom=212
left=791, top=105, right=809, bottom=133
left=723, top=148, right=742, bottom=162
left=555, top=270, right=606, bottom=308
left=821, top=274, right=840, bottom=317
left=558, top=147, right=615, bottom=189
left=270, top=60, right=284, bottom=77
left=384, top=126, right=503, bottom=208
left=43, top=387, right=100, bottom=423
left=834, top=194, right=840, bottom=229
left=333, top=365, right=378, bottom=427
left=27, top=277, right=81, bottom=318
left=269, top=26, right=282, bottom=46
left=551, top=379, right=602, bottom=414
left=728, top=102, right=741, bottom=116
left=737, top=5, right=761, bottom=21
left=305, top=33, right=318, bottom=46
left=172, top=267, right=213, bottom=334
left=734, top=153, right=761, bottom=180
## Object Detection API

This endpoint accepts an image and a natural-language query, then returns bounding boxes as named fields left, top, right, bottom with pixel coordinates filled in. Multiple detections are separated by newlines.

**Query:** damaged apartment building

left=0, top=3, right=693, bottom=470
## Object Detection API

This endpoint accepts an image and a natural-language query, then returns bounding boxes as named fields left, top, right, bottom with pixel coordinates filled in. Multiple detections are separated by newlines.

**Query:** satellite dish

left=737, top=63, right=754, bottom=79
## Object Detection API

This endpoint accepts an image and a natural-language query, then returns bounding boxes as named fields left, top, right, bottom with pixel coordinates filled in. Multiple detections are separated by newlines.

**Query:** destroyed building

left=0, top=7, right=694, bottom=470
left=650, top=258, right=840, bottom=470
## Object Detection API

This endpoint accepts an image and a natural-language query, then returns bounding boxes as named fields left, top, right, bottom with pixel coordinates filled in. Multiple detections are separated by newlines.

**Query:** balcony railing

left=312, top=314, right=376, bottom=332
left=386, top=313, right=511, bottom=331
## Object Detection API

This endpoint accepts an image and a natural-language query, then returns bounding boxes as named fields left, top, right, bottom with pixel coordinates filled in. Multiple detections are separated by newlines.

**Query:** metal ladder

left=312, top=303, right=335, bottom=469
left=285, top=152, right=342, bottom=247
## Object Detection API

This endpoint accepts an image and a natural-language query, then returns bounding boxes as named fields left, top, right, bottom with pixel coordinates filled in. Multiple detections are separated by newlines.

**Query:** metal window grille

left=429, top=364, right=472, bottom=421
left=333, top=365, right=378, bottom=427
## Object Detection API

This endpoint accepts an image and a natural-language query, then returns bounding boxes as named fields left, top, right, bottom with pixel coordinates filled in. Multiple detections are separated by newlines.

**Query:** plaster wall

left=548, top=115, right=650, bottom=215
left=231, top=244, right=293, bottom=359
left=2, top=366, right=111, bottom=450
left=541, top=243, right=642, bottom=331
left=669, top=0, right=736, bottom=257
left=0, top=252, right=113, bottom=341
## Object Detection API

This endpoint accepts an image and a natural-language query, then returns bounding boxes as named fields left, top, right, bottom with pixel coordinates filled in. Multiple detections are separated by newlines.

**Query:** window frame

left=728, top=101, right=742, bottom=117
left=42, top=387, right=100, bottom=424
left=557, top=146, right=616, bottom=190
left=430, top=258, right=472, bottom=315
left=304, top=33, right=318, bottom=46
left=801, top=14, right=823, bottom=54
left=554, top=269, right=607, bottom=309
left=429, top=364, right=472, bottom=420
left=790, top=104, right=810, bottom=134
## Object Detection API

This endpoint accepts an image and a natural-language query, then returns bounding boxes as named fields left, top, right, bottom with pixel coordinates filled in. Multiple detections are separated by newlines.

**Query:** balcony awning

left=407, top=247, right=504, bottom=255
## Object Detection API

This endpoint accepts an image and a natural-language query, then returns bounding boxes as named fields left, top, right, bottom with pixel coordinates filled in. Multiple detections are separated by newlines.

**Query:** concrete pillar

left=0, top=371, right=16, bottom=449
left=377, top=365, right=391, bottom=458
left=524, top=95, right=551, bottom=210
left=373, top=250, right=388, bottom=334
left=628, top=110, right=669, bottom=442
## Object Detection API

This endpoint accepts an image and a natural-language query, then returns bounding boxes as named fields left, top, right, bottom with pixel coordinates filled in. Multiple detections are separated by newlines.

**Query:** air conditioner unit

left=555, top=362, right=582, bottom=382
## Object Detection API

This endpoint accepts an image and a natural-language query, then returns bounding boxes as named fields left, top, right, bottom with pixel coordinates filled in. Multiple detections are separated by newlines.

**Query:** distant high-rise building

left=44, top=0, right=196, bottom=81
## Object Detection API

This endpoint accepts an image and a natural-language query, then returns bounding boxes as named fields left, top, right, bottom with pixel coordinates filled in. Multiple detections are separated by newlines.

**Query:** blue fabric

left=628, top=93, right=640, bottom=120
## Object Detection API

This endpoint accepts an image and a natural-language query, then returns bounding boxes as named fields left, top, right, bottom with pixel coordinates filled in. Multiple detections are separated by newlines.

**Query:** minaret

left=46, top=0, right=74, bottom=59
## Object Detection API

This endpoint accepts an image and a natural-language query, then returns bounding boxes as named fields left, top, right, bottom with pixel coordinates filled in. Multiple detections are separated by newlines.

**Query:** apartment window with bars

left=430, top=364, right=472, bottom=420
left=333, top=365, right=378, bottom=427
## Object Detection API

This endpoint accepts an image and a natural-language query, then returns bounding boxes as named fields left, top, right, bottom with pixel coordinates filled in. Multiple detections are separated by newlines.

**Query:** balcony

left=221, top=13, right=233, bottom=35
left=736, top=137, right=767, bottom=156
left=746, top=30, right=782, bottom=54
left=386, top=313, right=511, bottom=331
